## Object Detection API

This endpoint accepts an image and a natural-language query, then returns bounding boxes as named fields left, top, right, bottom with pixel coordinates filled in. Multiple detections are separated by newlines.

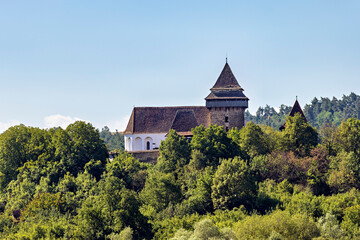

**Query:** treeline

left=1, top=115, right=360, bottom=239
left=245, top=92, right=360, bottom=129
left=99, top=126, right=124, bottom=150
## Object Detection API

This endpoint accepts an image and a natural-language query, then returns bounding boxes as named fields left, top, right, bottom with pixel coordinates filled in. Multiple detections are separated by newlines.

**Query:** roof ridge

left=132, top=106, right=207, bottom=109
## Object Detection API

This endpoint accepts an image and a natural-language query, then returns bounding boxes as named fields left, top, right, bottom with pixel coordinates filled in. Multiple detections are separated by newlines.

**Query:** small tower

left=279, top=98, right=307, bottom=130
left=205, top=62, right=249, bottom=131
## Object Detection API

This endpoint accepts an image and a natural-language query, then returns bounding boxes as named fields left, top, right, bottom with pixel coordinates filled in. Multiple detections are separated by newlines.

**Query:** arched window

left=145, top=137, right=153, bottom=150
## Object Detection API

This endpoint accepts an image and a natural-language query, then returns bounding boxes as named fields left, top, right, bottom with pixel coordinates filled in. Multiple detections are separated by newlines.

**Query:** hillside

left=245, top=92, right=360, bottom=130
left=1, top=115, right=360, bottom=239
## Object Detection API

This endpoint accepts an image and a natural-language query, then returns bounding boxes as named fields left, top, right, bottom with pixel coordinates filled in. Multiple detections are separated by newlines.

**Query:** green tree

left=190, top=125, right=240, bottom=168
left=319, top=123, right=339, bottom=156
left=65, top=121, right=108, bottom=175
left=0, top=125, right=52, bottom=190
left=341, top=205, right=360, bottom=237
left=306, top=146, right=331, bottom=195
left=233, top=210, right=320, bottom=240
left=170, top=219, right=238, bottom=240
left=280, top=113, right=319, bottom=156
left=176, top=166, right=214, bottom=215
left=100, top=126, right=124, bottom=150
left=337, top=118, right=360, bottom=157
left=327, top=151, right=360, bottom=193
left=228, top=122, right=270, bottom=159
left=157, top=129, right=191, bottom=173
left=211, top=157, right=257, bottom=210
left=140, top=170, right=182, bottom=216
left=75, top=195, right=110, bottom=239
left=104, top=151, right=147, bottom=191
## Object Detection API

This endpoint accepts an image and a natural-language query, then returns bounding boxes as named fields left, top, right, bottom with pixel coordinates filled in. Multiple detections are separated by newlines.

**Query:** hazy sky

left=1, top=1, right=359, bottom=132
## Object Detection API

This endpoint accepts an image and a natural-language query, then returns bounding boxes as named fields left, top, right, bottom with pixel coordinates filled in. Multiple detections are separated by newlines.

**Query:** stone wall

left=130, top=150, right=159, bottom=164
left=209, top=107, right=245, bottom=131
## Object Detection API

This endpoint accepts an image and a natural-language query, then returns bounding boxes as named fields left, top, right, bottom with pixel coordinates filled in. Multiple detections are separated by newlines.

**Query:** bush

left=233, top=210, right=320, bottom=240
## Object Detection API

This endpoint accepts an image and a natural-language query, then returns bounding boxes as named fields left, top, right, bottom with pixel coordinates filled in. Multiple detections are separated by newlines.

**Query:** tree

left=306, top=146, right=331, bottom=195
left=140, top=170, right=182, bottom=214
left=0, top=125, right=52, bottom=190
left=170, top=219, right=238, bottom=240
left=104, top=151, right=145, bottom=191
left=75, top=195, right=110, bottom=239
left=341, top=205, right=360, bottom=237
left=319, top=123, right=340, bottom=156
left=65, top=121, right=108, bottom=175
left=190, top=125, right=239, bottom=168
left=211, top=157, right=257, bottom=210
left=176, top=166, right=214, bottom=215
left=280, top=113, right=319, bottom=156
left=228, top=122, right=270, bottom=159
left=337, top=118, right=360, bottom=157
left=327, top=151, right=360, bottom=193
left=100, top=126, right=124, bottom=150
left=157, top=129, right=191, bottom=173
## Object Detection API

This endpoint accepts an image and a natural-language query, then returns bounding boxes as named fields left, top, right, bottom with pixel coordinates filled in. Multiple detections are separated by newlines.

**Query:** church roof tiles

left=211, top=62, right=243, bottom=90
left=170, top=110, right=199, bottom=133
left=205, top=62, right=248, bottom=101
left=124, top=106, right=210, bottom=134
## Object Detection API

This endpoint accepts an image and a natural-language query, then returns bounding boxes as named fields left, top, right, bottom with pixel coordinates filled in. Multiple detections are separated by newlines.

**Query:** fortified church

left=123, top=61, right=306, bottom=161
left=123, top=61, right=249, bottom=159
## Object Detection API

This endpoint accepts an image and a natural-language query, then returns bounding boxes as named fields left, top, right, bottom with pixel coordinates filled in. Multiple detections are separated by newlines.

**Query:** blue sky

left=1, top=1, right=359, bottom=132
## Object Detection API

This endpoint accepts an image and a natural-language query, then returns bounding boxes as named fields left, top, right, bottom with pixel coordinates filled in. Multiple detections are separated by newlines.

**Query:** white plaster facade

left=124, top=133, right=167, bottom=151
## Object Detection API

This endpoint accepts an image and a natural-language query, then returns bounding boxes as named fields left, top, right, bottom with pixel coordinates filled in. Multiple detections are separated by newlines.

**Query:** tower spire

left=205, top=62, right=248, bottom=130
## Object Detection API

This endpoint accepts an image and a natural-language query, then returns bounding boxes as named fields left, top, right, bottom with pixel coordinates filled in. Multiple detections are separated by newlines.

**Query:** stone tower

left=205, top=62, right=249, bottom=131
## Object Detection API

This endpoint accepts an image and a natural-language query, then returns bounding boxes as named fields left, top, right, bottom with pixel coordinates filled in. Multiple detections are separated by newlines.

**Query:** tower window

left=146, top=141, right=151, bottom=150
left=225, top=116, right=229, bottom=123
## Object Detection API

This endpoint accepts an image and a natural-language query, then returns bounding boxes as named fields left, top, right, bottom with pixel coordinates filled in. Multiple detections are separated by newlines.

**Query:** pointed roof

left=170, top=110, right=199, bottom=132
left=279, top=99, right=307, bottom=130
left=211, top=62, right=243, bottom=90
left=288, top=100, right=307, bottom=120
left=205, top=62, right=248, bottom=101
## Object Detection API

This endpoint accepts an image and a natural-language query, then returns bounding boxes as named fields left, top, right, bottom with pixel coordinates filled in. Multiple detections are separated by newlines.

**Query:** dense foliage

left=99, top=126, right=124, bottom=150
left=1, top=110, right=360, bottom=239
left=246, top=92, right=360, bottom=129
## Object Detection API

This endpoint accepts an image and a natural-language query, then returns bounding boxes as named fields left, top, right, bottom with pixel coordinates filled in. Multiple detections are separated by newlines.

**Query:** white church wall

left=134, top=137, right=142, bottom=151
left=124, top=133, right=167, bottom=151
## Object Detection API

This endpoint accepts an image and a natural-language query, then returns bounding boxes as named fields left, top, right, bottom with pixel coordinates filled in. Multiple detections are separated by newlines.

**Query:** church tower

left=205, top=61, right=249, bottom=131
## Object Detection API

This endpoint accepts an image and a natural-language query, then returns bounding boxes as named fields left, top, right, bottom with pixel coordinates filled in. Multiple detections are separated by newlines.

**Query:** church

left=123, top=61, right=249, bottom=156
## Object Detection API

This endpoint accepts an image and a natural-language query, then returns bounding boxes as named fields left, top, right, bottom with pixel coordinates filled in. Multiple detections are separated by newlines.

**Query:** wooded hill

left=1, top=113, right=360, bottom=239
left=245, top=92, right=360, bottom=130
